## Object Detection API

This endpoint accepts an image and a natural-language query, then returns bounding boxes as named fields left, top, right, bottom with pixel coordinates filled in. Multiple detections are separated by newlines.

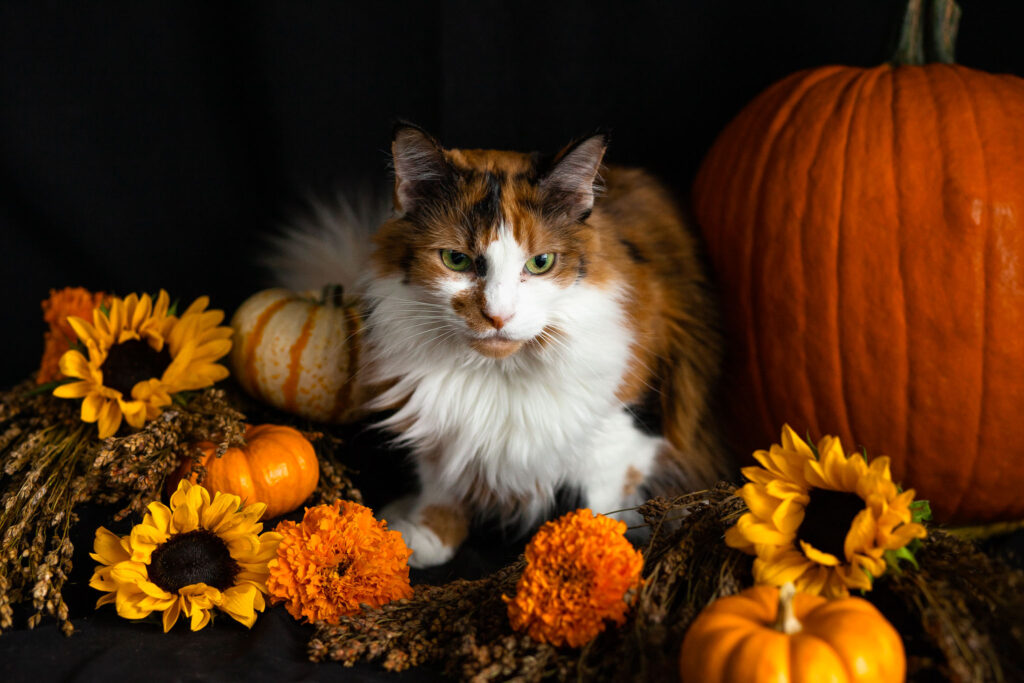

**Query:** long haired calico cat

left=271, top=124, right=729, bottom=567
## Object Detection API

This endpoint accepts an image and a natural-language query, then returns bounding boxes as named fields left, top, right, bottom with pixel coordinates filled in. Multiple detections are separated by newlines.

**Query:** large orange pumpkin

left=177, top=424, right=320, bottom=519
left=231, top=285, right=364, bottom=422
left=693, top=0, right=1024, bottom=522
left=679, top=584, right=905, bottom=683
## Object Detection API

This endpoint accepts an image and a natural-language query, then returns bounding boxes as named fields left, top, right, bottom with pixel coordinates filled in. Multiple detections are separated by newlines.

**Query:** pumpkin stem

left=321, top=284, right=345, bottom=307
left=773, top=582, right=802, bottom=635
left=893, top=0, right=961, bottom=66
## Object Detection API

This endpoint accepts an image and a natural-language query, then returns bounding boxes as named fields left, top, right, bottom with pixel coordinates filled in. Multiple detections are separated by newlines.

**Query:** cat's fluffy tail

left=264, top=192, right=391, bottom=295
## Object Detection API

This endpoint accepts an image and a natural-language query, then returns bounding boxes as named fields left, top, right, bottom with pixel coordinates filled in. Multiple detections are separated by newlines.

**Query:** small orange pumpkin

left=679, top=584, right=905, bottom=683
left=230, top=285, right=364, bottom=422
left=176, top=424, right=320, bottom=519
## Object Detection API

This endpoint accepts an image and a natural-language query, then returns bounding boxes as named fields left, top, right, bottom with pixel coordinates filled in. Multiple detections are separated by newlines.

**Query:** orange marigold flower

left=38, top=287, right=106, bottom=383
left=266, top=500, right=413, bottom=624
left=505, top=508, right=644, bottom=648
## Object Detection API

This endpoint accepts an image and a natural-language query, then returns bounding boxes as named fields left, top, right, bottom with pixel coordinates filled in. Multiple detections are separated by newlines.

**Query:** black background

left=2, top=2, right=1024, bottom=680
left=3, top=1, right=1024, bottom=388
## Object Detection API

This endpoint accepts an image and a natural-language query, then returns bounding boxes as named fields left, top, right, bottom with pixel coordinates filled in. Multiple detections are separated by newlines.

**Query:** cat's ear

left=539, top=132, right=609, bottom=222
left=392, top=123, right=450, bottom=216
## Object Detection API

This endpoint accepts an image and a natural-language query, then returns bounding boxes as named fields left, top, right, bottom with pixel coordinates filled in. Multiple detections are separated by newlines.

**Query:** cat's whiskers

left=361, top=293, right=452, bottom=310
left=380, top=321, right=459, bottom=346
left=345, top=317, right=462, bottom=389
left=332, top=309, right=452, bottom=349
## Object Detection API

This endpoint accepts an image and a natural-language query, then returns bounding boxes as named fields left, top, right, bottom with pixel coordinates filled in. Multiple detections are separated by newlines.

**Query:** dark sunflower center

left=148, top=529, right=240, bottom=593
left=796, top=489, right=865, bottom=561
left=101, top=338, right=172, bottom=397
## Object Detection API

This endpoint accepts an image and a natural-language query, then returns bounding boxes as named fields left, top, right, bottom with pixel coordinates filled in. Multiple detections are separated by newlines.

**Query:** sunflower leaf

left=805, top=432, right=820, bottom=459
left=98, top=302, right=111, bottom=317
left=168, top=299, right=180, bottom=317
left=172, top=391, right=196, bottom=407
left=910, top=500, right=932, bottom=524
left=24, top=378, right=77, bottom=396
left=884, top=544, right=919, bottom=573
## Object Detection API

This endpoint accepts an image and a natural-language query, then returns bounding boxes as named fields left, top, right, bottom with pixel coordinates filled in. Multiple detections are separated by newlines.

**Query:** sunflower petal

left=53, top=380, right=92, bottom=399
left=220, top=584, right=261, bottom=628
left=799, top=540, right=842, bottom=567
left=130, top=292, right=153, bottom=331
left=739, top=483, right=780, bottom=521
left=66, top=315, right=99, bottom=346
left=81, top=393, right=106, bottom=423
left=119, top=398, right=148, bottom=429
left=772, top=498, right=805, bottom=535
left=114, top=590, right=153, bottom=620
left=754, top=550, right=810, bottom=585
left=843, top=509, right=877, bottom=560
left=92, top=527, right=131, bottom=565
left=89, top=567, right=118, bottom=592
left=780, top=424, right=815, bottom=459
left=202, top=492, right=242, bottom=532
left=137, top=580, right=173, bottom=600
left=181, top=296, right=211, bottom=318
left=144, top=502, right=173, bottom=535
left=57, top=350, right=93, bottom=381
left=95, top=399, right=122, bottom=439
left=162, top=597, right=182, bottom=633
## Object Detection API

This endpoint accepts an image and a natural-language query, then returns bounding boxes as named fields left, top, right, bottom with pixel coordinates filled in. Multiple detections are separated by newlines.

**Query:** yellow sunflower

left=53, top=290, right=233, bottom=438
left=90, top=480, right=282, bottom=632
left=725, top=425, right=928, bottom=598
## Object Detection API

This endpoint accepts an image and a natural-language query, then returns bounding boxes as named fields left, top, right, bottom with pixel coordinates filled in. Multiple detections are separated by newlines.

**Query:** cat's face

left=371, top=126, right=607, bottom=359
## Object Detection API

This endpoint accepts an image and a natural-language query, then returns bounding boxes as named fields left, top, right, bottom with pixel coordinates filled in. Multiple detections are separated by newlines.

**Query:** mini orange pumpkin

left=176, top=424, right=320, bottom=519
left=679, top=584, right=905, bottom=683
left=230, top=285, right=364, bottom=422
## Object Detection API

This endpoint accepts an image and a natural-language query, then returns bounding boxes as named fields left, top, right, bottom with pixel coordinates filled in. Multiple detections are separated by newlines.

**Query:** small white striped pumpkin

left=230, top=285, right=364, bottom=422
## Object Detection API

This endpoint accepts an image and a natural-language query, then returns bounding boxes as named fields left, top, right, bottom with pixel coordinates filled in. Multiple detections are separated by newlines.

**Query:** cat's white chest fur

left=364, top=273, right=638, bottom=523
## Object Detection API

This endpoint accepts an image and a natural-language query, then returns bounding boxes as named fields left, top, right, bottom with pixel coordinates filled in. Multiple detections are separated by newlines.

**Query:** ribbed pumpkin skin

left=679, top=585, right=904, bottom=683
left=231, top=288, right=363, bottom=422
left=187, top=424, right=319, bottom=519
left=694, top=63, right=1024, bottom=523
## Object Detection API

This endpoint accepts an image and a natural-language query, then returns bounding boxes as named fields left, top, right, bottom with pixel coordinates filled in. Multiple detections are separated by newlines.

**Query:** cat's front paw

left=379, top=498, right=468, bottom=568
left=388, top=517, right=457, bottom=568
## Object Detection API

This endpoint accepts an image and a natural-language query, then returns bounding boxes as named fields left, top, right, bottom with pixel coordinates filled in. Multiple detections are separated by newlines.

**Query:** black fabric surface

left=3, top=2, right=1024, bottom=681
left=4, top=1, right=1024, bottom=388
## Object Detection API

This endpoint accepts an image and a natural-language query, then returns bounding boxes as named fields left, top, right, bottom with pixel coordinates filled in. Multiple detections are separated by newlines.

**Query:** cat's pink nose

left=483, top=311, right=511, bottom=330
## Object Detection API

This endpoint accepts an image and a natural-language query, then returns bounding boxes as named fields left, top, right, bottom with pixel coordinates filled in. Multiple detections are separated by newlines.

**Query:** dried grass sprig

left=0, top=391, right=95, bottom=636
left=310, top=561, right=572, bottom=680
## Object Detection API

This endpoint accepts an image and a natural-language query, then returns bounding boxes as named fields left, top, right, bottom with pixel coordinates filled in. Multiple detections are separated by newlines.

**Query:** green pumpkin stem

left=893, top=0, right=961, bottom=66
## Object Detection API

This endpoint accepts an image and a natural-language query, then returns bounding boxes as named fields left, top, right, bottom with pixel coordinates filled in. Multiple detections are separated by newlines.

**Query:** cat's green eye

left=441, top=249, right=472, bottom=272
left=525, top=253, right=555, bottom=275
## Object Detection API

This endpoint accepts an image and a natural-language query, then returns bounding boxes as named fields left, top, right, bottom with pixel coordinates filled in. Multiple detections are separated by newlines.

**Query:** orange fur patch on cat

left=419, top=505, right=469, bottom=549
